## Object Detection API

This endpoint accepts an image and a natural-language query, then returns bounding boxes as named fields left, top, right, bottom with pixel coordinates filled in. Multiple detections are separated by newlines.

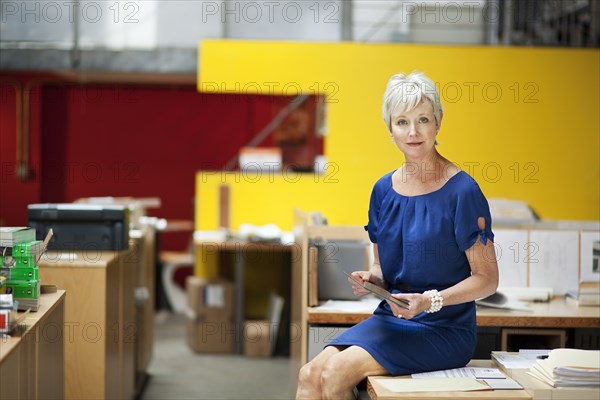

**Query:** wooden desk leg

left=235, top=249, right=245, bottom=354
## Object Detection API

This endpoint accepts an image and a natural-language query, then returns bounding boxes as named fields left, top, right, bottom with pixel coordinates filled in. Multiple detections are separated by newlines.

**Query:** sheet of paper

left=374, top=377, right=490, bottom=393
left=205, top=285, right=225, bottom=307
left=476, top=298, right=532, bottom=312
left=483, top=378, right=523, bottom=390
left=529, top=230, right=579, bottom=295
left=412, top=367, right=505, bottom=379
left=494, top=229, right=529, bottom=287
left=493, top=352, right=540, bottom=369
left=539, top=348, right=600, bottom=375
left=519, top=349, right=551, bottom=357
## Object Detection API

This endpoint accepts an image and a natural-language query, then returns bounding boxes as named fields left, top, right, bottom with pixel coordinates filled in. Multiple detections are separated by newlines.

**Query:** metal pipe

left=592, top=0, right=599, bottom=47
left=340, top=0, right=353, bottom=41
left=502, top=0, right=514, bottom=45
left=0, top=79, right=23, bottom=180
left=71, top=1, right=81, bottom=69
left=359, top=0, right=404, bottom=42
left=486, top=0, right=501, bottom=45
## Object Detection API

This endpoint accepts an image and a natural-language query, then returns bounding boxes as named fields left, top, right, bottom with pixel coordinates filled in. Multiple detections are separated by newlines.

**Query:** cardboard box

left=186, top=277, right=236, bottom=353
left=239, top=147, right=282, bottom=172
left=186, top=276, right=234, bottom=320
left=186, top=314, right=235, bottom=353
left=243, top=320, right=274, bottom=358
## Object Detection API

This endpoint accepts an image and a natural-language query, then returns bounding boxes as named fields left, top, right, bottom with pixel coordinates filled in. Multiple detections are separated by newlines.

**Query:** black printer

left=28, top=203, right=129, bottom=250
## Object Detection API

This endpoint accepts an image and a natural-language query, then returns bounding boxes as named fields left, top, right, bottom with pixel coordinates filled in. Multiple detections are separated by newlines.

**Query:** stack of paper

left=0, top=227, right=36, bottom=247
left=527, top=349, right=600, bottom=388
left=498, top=287, right=553, bottom=302
left=412, top=366, right=523, bottom=390
left=371, top=377, right=490, bottom=393
left=493, top=349, right=551, bottom=372
left=476, top=291, right=532, bottom=312
left=567, top=281, right=600, bottom=306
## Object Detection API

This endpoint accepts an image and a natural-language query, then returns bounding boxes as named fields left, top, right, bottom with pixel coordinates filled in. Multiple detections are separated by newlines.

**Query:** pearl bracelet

left=423, top=289, right=443, bottom=313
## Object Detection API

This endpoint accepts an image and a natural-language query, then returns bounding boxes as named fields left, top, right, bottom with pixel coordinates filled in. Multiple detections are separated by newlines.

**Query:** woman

left=296, top=72, right=499, bottom=400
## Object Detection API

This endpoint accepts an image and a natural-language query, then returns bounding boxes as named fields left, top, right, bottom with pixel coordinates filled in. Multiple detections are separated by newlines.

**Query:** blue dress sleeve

left=454, top=179, right=494, bottom=252
left=365, top=183, right=381, bottom=244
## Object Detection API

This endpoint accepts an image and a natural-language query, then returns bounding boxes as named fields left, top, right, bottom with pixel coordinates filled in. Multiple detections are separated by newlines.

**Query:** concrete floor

left=141, top=312, right=293, bottom=400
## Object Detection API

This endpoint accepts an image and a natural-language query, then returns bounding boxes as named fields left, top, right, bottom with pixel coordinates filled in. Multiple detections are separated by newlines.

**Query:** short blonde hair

left=382, top=72, right=443, bottom=131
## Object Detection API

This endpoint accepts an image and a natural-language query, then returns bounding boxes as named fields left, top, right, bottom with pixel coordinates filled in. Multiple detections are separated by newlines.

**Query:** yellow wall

left=196, top=41, right=599, bottom=230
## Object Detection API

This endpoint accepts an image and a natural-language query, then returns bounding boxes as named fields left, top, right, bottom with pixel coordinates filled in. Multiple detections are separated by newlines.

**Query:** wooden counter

left=130, top=227, right=156, bottom=392
left=0, top=291, right=65, bottom=400
left=39, top=249, right=136, bottom=400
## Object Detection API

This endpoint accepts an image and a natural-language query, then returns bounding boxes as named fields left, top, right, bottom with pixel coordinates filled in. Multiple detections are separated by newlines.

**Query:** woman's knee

left=320, top=358, right=352, bottom=392
left=298, top=361, right=322, bottom=387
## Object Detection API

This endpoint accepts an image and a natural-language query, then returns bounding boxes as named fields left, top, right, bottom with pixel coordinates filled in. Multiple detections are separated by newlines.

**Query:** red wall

left=0, top=72, right=309, bottom=251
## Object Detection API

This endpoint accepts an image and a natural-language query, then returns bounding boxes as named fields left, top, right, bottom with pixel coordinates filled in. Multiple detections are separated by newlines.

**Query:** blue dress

left=328, top=170, right=494, bottom=376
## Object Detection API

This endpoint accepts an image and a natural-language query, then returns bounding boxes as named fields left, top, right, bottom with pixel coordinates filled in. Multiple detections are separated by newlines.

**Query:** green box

left=7, top=280, right=39, bottom=299
left=14, top=256, right=37, bottom=268
left=12, top=240, right=44, bottom=257
left=3, top=268, right=39, bottom=281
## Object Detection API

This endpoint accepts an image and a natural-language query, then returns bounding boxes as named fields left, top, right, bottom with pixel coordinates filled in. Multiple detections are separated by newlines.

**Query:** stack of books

left=527, top=348, right=600, bottom=388
left=0, top=227, right=43, bottom=311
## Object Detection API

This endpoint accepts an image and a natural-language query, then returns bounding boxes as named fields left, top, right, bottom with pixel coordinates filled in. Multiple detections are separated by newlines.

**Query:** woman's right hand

left=348, top=271, right=373, bottom=297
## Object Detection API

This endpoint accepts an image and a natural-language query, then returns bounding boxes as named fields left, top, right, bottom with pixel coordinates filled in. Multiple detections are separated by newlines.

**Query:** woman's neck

left=401, top=151, right=451, bottom=184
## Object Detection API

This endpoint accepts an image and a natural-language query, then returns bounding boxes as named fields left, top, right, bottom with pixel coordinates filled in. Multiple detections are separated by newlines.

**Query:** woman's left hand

left=387, top=293, right=430, bottom=319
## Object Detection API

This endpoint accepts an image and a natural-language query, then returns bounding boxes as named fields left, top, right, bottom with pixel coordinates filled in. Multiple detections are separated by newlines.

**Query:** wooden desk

left=475, top=300, right=600, bottom=327
left=367, top=359, right=600, bottom=400
left=307, top=298, right=600, bottom=361
left=368, top=360, right=530, bottom=400
left=308, top=298, right=600, bottom=327
left=39, top=249, right=136, bottom=400
left=0, top=291, right=65, bottom=400
left=195, top=239, right=293, bottom=353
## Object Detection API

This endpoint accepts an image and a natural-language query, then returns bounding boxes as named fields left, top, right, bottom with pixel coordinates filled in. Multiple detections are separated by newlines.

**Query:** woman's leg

left=296, top=346, right=342, bottom=399
left=320, top=346, right=388, bottom=400
left=297, top=345, right=388, bottom=400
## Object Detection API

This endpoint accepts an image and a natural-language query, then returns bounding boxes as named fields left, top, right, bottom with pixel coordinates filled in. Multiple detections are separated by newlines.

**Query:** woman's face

left=390, top=100, right=439, bottom=158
